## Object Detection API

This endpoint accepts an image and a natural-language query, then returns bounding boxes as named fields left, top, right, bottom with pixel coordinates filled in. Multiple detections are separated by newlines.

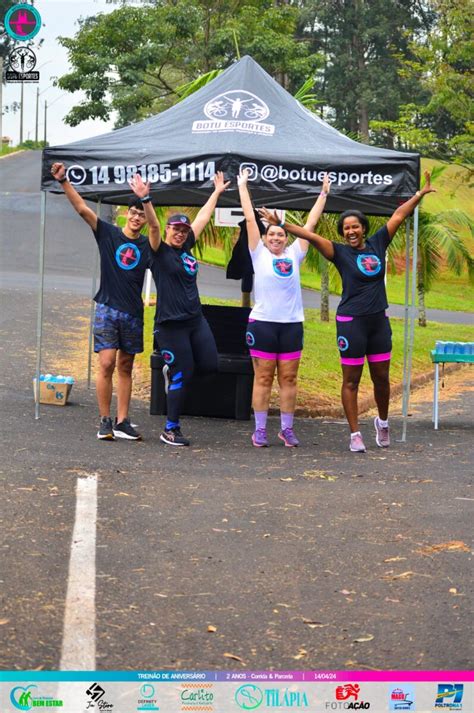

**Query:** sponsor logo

left=389, top=686, right=414, bottom=710
left=86, top=683, right=113, bottom=710
left=6, top=47, right=39, bottom=83
left=10, top=684, right=63, bottom=710
left=235, top=684, right=309, bottom=709
left=192, top=90, right=275, bottom=135
left=337, top=336, right=349, bottom=351
left=235, top=685, right=263, bottom=710
left=435, top=684, right=464, bottom=710
left=324, top=684, right=370, bottom=709
left=115, top=242, right=141, bottom=270
left=4, top=3, right=42, bottom=41
left=180, top=252, right=198, bottom=275
left=246, top=331, right=255, bottom=347
left=273, top=257, right=293, bottom=277
left=356, top=254, right=381, bottom=276
left=137, top=683, right=160, bottom=711
left=180, top=683, right=214, bottom=711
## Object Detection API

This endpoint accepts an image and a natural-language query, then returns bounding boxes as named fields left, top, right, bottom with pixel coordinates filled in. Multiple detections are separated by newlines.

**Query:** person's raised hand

left=237, top=168, right=250, bottom=186
left=322, top=172, right=331, bottom=195
left=420, top=170, right=436, bottom=196
left=51, top=162, right=66, bottom=181
left=128, top=173, right=150, bottom=198
left=258, top=207, right=279, bottom=225
left=214, top=170, right=231, bottom=193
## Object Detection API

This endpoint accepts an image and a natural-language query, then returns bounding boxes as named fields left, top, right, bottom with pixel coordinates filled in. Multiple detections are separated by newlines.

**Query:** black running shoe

left=97, top=416, right=114, bottom=440
left=160, top=427, right=190, bottom=446
left=113, top=418, right=142, bottom=441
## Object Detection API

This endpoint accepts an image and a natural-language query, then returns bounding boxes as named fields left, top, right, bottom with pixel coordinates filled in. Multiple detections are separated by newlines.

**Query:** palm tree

left=390, top=209, right=474, bottom=326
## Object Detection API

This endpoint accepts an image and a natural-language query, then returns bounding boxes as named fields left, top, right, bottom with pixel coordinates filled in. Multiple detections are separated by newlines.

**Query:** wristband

left=278, top=221, right=285, bottom=228
left=141, top=195, right=152, bottom=203
left=416, top=190, right=422, bottom=198
left=58, top=177, right=67, bottom=184
left=321, top=190, right=328, bottom=197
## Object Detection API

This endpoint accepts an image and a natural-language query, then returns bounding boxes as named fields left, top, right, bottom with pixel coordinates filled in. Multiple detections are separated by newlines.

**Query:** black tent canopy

left=38, top=56, right=421, bottom=438
left=41, top=55, right=419, bottom=215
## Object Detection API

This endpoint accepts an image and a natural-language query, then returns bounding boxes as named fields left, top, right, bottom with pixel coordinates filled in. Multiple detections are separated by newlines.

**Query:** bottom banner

left=0, top=671, right=472, bottom=713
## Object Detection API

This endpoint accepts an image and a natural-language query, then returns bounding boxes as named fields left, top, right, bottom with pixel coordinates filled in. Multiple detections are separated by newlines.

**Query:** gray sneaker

left=97, top=416, right=114, bottom=440
left=374, top=417, right=390, bottom=447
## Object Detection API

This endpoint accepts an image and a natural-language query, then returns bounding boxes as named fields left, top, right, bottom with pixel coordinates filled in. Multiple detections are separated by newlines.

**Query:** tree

left=390, top=210, right=474, bottom=326
left=400, top=0, right=473, bottom=173
left=56, top=0, right=320, bottom=128
left=299, top=0, right=432, bottom=141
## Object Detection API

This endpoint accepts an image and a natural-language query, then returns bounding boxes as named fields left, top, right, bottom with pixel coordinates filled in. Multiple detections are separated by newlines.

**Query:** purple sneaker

left=374, top=417, right=390, bottom=447
left=350, top=432, right=366, bottom=452
left=252, top=428, right=269, bottom=447
left=278, top=428, right=300, bottom=447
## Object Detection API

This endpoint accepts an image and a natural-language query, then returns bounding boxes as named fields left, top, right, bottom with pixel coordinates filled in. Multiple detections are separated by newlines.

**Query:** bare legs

left=251, top=357, right=300, bottom=413
left=341, top=360, right=390, bottom=432
left=96, top=348, right=135, bottom=421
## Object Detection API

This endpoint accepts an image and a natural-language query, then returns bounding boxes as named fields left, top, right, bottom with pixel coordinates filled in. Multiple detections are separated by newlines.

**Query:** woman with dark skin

left=260, top=170, right=435, bottom=452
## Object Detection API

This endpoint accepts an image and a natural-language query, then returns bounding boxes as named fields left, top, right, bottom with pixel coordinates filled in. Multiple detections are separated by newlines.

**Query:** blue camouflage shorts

left=93, top=303, right=144, bottom=354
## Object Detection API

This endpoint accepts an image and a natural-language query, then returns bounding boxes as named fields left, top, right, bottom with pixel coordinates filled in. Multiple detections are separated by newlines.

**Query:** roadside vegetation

left=135, top=300, right=473, bottom=412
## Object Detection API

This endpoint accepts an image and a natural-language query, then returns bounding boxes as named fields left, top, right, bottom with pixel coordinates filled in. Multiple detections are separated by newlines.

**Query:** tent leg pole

left=399, top=218, right=411, bottom=441
left=401, top=208, right=419, bottom=442
left=35, top=191, right=47, bottom=420
left=87, top=200, right=101, bottom=389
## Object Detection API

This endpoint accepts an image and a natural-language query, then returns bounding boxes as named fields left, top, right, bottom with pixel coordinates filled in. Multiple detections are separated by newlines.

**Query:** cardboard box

left=33, top=379, right=73, bottom=406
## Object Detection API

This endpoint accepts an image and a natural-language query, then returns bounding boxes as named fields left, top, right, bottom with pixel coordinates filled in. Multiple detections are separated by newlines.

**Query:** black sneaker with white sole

left=160, top=427, right=190, bottom=446
left=113, top=418, right=142, bottom=440
left=97, top=416, right=114, bottom=440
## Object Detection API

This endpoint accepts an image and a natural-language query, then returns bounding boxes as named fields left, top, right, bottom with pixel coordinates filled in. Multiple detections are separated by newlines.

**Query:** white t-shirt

left=249, top=239, right=307, bottom=323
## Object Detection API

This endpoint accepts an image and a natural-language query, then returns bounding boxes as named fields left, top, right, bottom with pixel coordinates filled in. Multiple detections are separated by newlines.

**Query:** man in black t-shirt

left=51, top=162, right=160, bottom=441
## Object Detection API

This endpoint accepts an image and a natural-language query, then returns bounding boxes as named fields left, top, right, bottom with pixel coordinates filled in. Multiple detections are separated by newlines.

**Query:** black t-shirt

left=150, top=232, right=202, bottom=323
left=331, top=226, right=390, bottom=316
left=92, top=218, right=150, bottom=318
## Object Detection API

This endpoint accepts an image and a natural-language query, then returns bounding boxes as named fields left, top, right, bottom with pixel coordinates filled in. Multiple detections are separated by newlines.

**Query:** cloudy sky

left=3, top=0, right=118, bottom=146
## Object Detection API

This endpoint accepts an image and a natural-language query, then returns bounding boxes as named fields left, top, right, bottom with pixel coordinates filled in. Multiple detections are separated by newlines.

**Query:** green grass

left=0, top=146, right=23, bottom=156
left=197, top=244, right=473, bottom=312
left=136, top=300, right=473, bottom=406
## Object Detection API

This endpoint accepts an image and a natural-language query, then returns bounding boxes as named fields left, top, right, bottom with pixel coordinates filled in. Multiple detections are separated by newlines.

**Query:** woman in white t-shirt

left=238, top=168, right=330, bottom=447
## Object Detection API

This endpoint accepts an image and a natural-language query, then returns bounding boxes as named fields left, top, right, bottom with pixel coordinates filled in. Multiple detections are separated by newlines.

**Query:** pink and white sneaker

left=350, top=432, right=366, bottom=452
left=374, top=417, right=390, bottom=447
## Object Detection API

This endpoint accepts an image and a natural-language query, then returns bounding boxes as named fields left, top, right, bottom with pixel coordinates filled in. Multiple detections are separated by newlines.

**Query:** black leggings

left=154, top=315, right=218, bottom=423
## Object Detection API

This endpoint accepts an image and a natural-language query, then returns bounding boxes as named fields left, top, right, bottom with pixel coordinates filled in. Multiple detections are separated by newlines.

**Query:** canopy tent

left=38, top=56, right=420, bottom=438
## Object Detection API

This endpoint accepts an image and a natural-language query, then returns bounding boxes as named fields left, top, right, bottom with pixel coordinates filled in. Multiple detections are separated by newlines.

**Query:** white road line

left=60, top=474, right=97, bottom=670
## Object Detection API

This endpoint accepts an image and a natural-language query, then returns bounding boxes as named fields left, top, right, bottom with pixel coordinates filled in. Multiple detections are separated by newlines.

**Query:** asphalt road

left=0, top=150, right=473, bottom=677
left=0, top=150, right=472, bottom=324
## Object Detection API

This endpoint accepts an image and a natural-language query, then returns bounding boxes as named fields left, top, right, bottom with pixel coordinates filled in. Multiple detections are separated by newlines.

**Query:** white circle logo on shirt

left=273, top=257, right=293, bottom=277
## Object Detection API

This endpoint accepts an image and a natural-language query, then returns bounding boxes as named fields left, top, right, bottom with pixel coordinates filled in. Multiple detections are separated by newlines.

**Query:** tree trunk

left=320, top=259, right=330, bottom=322
left=417, top=276, right=427, bottom=327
